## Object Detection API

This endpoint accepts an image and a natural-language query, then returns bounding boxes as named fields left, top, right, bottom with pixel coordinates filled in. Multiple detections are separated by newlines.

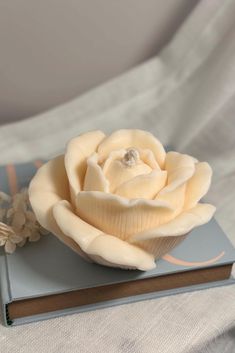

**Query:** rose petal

left=98, top=129, right=166, bottom=168
left=161, top=151, right=195, bottom=193
left=29, top=156, right=70, bottom=197
left=29, top=156, right=89, bottom=258
left=155, top=184, right=186, bottom=213
left=139, top=149, right=161, bottom=170
left=184, top=162, right=212, bottom=209
left=76, top=191, right=174, bottom=241
left=83, top=153, right=109, bottom=192
left=65, top=131, right=106, bottom=204
left=53, top=200, right=155, bottom=271
left=86, top=235, right=156, bottom=270
left=29, top=156, right=70, bottom=234
left=102, top=149, right=126, bottom=172
left=115, top=170, right=167, bottom=199
left=103, top=156, right=152, bottom=192
left=133, top=203, right=216, bottom=240
left=5, top=240, right=16, bottom=254
left=102, top=148, right=160, bottom=174
left=131, top=235, right=186, bottom=259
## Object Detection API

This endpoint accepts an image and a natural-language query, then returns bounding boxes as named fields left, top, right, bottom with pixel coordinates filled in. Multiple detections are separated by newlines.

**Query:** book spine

left=0, top=252, right=12, bottom=326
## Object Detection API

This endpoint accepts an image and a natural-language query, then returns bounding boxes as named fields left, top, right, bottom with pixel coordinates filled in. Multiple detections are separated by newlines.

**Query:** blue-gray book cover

left=0, top=162, right=235, bottom=327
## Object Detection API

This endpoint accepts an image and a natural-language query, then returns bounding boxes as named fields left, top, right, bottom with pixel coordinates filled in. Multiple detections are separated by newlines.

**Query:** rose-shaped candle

left=29, top=129, right=215, bottom=271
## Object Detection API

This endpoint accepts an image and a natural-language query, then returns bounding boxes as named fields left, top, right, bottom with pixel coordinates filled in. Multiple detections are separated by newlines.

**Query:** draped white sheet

left=0, top=0, right=235, bottom=351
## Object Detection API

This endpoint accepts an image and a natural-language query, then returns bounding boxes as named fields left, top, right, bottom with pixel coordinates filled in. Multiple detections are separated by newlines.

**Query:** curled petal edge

left=98, top=129, right=166, bottom=168
left=53, top=200, right=156, bottom=271
left=114, top=170, right=167, bottom=199
left=64, top=130, right=106, bottom=204
left=76, top=191, right=175, bottom=241
left=76, top=190, right=174, bottom=210
left=184, top=162, right=212, bottom=209
left=28, top=156, right=91, bottom=260
left=83, top=153, right=109, bottom=192
left=132, top=203, right=216, bottom=241
left=162, top=151, right=195, bottom=193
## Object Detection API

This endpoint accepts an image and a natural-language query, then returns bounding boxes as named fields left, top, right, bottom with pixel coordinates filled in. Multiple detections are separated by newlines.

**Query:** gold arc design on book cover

left=6, top=163, right=225, bottom=267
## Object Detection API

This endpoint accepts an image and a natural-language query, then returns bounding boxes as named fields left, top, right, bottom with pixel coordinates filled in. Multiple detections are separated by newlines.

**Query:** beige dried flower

left=0, top=208, right=6, bottom=222
left=0, top=222, right=23, bottom=254
left=0, top=191, right=11, bottom=204
left=0, top=188, right=49, bottom=254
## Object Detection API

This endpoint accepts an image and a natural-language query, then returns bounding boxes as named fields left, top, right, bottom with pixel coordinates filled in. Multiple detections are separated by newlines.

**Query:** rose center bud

left=103, top=148, right=152, bottom=193
left=122, top=149, right=139, bottom=167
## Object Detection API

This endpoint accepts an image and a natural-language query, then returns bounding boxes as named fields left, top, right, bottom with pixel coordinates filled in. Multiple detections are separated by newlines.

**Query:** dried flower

left=0, top=188, right=49, bottom=254
left=0, top=191, right=11, bottom=205
left=0, top=208, right=6, bottom=222
left=0, top=222, right=23, bottom=254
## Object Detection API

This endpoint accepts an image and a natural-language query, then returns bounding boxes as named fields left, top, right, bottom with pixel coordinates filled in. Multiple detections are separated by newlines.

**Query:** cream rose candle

left=29, top=129, right=215, bottom=271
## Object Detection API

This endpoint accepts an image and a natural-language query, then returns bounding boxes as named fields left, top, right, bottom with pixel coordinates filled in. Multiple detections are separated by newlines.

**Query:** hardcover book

left=0, top=162, right=235, bottom=327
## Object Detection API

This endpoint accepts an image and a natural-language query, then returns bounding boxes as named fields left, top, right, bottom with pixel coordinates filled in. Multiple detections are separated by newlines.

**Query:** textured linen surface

left=0, top=0, right=235, bottom=352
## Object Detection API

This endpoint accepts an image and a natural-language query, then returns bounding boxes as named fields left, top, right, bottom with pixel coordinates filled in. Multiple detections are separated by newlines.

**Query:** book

left=0, top=162, right=235, bottom=327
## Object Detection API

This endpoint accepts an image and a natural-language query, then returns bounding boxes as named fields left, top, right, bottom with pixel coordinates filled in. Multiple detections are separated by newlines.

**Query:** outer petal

left=162, top=151, right=195, bottom=193
left=133, top=203, right=216, bottom=240
left=184, top=162, right=212, bottom=209
left=155, top=184, right=186, bottom=214
left=76, top=191, right=175, bottom=241
left=28, top=156, right=90, bottom=258
left=115, top=170, right=167, bottom=199
left=65, top=131, right=106, bottom=204
left=29, top=155, right=70, bottom=234
left=53, top=200, right=156, bottom=271
left=83, top=153, right=109, bottom=192
left=131, top=236, right=186, bottom=259
left=98, top=129, right=166, bottom=168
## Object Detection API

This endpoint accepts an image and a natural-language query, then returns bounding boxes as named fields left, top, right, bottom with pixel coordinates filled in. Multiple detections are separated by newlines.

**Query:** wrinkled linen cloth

left=0, top=0, right=235, bottom=352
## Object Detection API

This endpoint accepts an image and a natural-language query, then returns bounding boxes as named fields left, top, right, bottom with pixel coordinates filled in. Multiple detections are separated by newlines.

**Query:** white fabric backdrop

left=0, top=0, right=235, bottom=351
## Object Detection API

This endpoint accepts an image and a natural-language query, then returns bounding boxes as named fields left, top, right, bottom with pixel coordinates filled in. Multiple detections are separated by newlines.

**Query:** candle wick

left=122, top=148, right=139, bottom=167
